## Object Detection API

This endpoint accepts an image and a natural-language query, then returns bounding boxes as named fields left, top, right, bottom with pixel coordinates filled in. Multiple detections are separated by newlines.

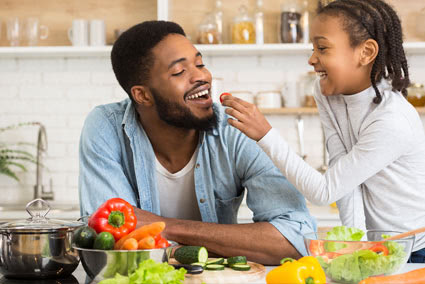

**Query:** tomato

left=156, top=238, right=170, bottom=248
left=220, top=92, right=231, bottom=103
left=154, top=233, right=162, bottom=243
left=369, top=244, right=389, bottom=255
left=309, top=240, right=325, bottom=256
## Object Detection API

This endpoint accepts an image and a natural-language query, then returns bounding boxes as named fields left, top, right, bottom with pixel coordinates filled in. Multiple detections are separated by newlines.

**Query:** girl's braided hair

left=318, top=0, right=410, bottom=103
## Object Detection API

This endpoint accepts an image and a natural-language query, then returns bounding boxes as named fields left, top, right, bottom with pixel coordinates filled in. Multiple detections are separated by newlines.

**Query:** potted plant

left=0, top=122, right=39, bottom=181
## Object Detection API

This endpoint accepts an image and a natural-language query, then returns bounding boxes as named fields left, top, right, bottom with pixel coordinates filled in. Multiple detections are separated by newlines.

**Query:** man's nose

left=189, top=66, right=209, bottom=83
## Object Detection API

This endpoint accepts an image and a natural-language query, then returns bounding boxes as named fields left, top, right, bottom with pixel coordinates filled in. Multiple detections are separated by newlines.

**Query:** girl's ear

left=360, top=39, right=379, bottom=66
left=131, top=85, right=154, bottom=106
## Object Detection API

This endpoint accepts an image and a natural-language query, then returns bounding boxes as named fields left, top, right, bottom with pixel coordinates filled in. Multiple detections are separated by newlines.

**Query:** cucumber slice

left=205, top=264, right=225, bottom=271
left=227, top=256, right=247, bottom=266
left=206, top=258, right=224, bottom=265
left=191, top=262, right=206, bottom=267
left=231, top=264, right=251, bottom=271
left=174, top=246, right=209, bottom=264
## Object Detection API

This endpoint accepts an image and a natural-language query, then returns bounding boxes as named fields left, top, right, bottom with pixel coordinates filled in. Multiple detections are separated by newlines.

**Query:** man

left=79, top=20, right=316, bottom=265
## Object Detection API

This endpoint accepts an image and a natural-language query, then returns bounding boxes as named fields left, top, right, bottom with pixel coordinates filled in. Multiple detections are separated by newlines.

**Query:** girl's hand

left=221, top=94, right=272, bottom=141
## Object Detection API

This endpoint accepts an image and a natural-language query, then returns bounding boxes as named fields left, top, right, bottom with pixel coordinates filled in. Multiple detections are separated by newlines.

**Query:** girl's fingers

left=225, top=105, right=246, bottom=122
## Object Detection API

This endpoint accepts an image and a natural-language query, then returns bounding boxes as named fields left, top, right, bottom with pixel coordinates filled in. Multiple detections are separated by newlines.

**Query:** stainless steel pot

left=0, top=199, right=85, bottom=279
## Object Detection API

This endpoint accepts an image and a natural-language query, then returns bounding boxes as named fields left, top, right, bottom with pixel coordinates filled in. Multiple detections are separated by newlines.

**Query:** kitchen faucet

left=34, top=123, right=54, bottom=200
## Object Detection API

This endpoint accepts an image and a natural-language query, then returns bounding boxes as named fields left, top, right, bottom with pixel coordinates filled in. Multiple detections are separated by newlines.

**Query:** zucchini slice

left=227, top=256, right=247, bottom=266
left=191, top=262, right=206, bottom=268
left=206, top=258, right=224, bottom=265
left=205, top=264, right=225, bottom=271
left=231, top=264, right=251, bottom=271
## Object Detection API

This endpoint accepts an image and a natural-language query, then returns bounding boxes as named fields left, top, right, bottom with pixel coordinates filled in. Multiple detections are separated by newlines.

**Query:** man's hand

left=221, top=94, right=272, bottom=142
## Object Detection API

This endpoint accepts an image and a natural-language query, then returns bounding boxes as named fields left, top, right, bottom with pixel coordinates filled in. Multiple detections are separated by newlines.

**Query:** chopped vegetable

left=114, top=222, right=165, bottom=250
left=359, top=267, right=425, bottom=284
left=88, top=198, right=137, bottom=241
left=99, top=258, right=186, bottom=284
left=317, top=226, right=408, bottom=283
left=205, top=264, right=225, bottom=271
left=174, top=246, right=208, bottom=264
left=369, top=243, right=389, bottom=255
left=266, top=256, right=326, bottom=284
left=227, top=256, right=247, bottom=266
left=231, top=264, right=251, bottom=271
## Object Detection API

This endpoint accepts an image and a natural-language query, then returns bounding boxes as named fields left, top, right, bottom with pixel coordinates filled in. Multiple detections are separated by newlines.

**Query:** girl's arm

left=222, top=94, right=411, bottom=206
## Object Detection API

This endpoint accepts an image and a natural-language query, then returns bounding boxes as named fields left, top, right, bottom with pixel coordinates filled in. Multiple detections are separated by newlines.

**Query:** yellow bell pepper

left=266, top=256, right=326, bottom=284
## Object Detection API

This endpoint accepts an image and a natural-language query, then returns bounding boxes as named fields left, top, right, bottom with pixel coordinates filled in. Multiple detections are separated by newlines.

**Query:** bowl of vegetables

left=72, top=198, right=180, bottom=282
left=304, top=226, right=414, bottom=284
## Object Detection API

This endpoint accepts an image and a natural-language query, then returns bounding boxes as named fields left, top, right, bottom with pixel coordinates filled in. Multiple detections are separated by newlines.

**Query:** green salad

left=316, top=226, right=407, bottom=284
left=99, top=259, right=186, bottom=284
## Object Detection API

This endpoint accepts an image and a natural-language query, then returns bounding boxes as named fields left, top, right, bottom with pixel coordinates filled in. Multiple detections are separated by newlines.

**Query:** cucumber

left=231, top=264, right=251, bottom=271
left=205, top=264, right=225, bottom=271
left=93, top=231, right=115, bottom=250
left=191, top=262, right=206, bottom=267
left=206, top=258, right=224, bottom=265
left=72, top=226, right=97, bottom=249
left=227, top=256, right=247, bottom=266
left=174, top=246, right=208, bottom=264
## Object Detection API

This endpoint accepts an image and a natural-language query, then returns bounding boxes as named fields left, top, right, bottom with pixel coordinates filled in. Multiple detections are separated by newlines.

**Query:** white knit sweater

left=258, top=80, right=425, bottom=251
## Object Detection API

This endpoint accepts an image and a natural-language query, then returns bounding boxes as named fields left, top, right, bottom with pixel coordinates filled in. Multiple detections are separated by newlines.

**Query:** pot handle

left=77, top=215, right=90, bottom=224
left=26, top=198, right=50, bottom=220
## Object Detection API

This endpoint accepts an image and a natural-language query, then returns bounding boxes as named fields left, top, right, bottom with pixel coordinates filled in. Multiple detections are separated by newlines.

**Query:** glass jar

left=279, top=0, right=303, bottom=43
left=407, top=83, right=425, bottom=107
left=300, top=71, right=317, bottom=107
left=231, top=4, right=256, bottom=44
left=197, top=13, right=220, bottom=44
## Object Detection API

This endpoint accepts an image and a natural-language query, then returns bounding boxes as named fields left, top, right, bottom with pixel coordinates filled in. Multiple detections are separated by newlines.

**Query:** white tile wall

left=1, top=52, right=425, bottom=212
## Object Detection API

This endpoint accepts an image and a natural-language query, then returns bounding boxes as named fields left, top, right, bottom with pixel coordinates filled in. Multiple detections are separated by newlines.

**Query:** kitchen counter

left=1, top=262, right=424, bottom=284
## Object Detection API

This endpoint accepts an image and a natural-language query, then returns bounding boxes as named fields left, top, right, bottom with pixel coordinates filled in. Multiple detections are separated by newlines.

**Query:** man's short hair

left=111, top=20, right=186, bottom=100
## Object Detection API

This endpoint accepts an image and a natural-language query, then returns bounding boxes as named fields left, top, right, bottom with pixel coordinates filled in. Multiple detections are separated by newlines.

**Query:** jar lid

left=233, top=4, right=253, bottom=22
left=0, top=199, right=84, bottom=233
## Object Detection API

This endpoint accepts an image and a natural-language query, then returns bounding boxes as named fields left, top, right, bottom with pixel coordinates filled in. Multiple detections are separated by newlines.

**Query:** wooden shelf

left=1, top=42, right=425, bottom=58
left=261, top=107, right=425, bottom=115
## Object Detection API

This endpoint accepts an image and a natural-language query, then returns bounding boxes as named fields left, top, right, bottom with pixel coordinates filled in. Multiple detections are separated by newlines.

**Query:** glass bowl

left=74, top=240, right=178, bottom=281
left=304, top=230, right=414, bottom=284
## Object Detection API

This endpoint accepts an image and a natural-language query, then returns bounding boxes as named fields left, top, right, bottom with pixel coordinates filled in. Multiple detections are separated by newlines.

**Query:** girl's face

left=308, top=14, right=372, bottom=96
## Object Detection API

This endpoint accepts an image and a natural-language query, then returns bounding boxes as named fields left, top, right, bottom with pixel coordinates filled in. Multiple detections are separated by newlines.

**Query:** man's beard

left=150, top=87, right=218, bottom=131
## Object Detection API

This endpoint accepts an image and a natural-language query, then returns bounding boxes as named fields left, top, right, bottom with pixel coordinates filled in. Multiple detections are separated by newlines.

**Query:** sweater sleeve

left=314, top=85, right=366, bottom=229
left=257, top=114, right=412, bottom=206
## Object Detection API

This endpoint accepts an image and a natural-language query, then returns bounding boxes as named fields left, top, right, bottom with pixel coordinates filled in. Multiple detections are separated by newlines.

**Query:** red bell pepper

left=88, top=198, right=137, bottom=241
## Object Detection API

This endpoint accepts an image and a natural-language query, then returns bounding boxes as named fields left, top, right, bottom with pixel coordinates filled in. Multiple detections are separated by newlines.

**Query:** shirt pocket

left=215, top=194, right=244, bottom=224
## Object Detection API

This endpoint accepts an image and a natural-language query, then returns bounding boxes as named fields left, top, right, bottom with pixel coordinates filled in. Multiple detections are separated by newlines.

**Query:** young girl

left=221, top=0, right=425, bottom=262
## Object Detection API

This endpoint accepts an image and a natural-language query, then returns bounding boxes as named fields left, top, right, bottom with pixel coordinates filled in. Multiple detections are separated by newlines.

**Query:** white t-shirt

left=155, top=148, right=202, bottom=221
left=258, top=80, right=425, bottom=251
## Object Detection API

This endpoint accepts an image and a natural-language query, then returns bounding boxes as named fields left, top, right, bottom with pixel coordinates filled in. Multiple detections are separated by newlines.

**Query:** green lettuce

left=324, top=226, right=365, bottom=252
left=321, top=226, right=407, bottom=283
left=99, top=259, right=186, bottom=284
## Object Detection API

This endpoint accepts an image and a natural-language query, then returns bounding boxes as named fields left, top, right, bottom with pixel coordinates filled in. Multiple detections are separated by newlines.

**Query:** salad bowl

left=304, top=227, right=414, bottom=284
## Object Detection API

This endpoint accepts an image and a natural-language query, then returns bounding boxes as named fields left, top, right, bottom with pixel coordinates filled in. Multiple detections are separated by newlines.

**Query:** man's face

left=147, top=34, right=216, bottom=131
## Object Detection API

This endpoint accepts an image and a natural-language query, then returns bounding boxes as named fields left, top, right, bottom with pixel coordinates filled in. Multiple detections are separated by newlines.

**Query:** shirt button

left=199, top=198, right=206, bottom=203
left=196, top=163, right=200, bottom=169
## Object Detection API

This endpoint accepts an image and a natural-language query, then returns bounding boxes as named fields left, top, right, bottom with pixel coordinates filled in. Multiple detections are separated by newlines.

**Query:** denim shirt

left=79, top=99, right=316, bottom=255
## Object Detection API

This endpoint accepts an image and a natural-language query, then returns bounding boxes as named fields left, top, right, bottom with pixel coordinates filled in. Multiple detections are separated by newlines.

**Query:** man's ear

left=131, top=85, right=154, bottom=106
left=359, top=39, right=379, bottom=66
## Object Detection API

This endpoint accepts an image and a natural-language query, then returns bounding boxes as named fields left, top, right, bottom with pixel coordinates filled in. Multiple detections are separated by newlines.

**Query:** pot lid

left=0, top=199, right=85, bottom=233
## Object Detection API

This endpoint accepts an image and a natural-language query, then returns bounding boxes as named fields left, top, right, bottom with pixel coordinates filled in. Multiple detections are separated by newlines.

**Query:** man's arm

left=134, top=209, right=300, bottom=265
